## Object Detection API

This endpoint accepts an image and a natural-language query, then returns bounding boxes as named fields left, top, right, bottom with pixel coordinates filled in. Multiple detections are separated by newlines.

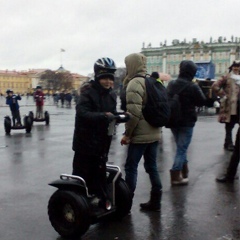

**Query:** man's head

left=124, top=53, right=147, bottom=80
left=94, top=57, right=116, bottom=82
left=179, top=60, right=198, bottom=81
left=229, top=61, right=240, bottom=74
left=6, top=89, right=13, bottom=96
left=151, top=72, right=160, bottom=79
left=36, top=85, right=42, bottom=91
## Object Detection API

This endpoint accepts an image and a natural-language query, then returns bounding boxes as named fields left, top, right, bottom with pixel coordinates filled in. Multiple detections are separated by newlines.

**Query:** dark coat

left=72, top=81, right=117, bottom=156
left=167, top=60, right=206, bottom=127
left=6, top=94, right=21, bottom=111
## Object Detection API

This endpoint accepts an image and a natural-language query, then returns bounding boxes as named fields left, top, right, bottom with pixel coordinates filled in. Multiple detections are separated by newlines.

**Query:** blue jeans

left=171, top=127, right=194, bottom=171
left=124, top=141, right=162, bottom=194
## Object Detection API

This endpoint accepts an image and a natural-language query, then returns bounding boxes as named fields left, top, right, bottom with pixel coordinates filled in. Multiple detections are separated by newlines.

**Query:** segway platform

left=4, top=115, right=32, bottom=134
left=29, top=111, right=50, bottom=125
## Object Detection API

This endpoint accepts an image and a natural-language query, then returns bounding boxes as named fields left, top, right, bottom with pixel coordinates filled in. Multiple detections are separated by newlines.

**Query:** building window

left=204, top=53, right=209, bottom=60
left=225, top=62, right=229, bottom=71
left=219, top=63, right=222, bottom=73
left=167, top=65, right=170, bottom=73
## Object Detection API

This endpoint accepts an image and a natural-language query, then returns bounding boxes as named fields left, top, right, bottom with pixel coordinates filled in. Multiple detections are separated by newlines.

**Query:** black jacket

left=167, top=61, right=206, bottom=127
left=72, top=81, right=117, bottom=156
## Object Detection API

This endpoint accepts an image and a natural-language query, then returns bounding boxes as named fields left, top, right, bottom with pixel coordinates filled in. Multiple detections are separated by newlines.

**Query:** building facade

left=0, top=68, right=88, bottom=95
left=0, top=70, right=32, bottom=95
left=71, top=73, right=88, bottom=92
left=141, top=36, right=240, bottom=79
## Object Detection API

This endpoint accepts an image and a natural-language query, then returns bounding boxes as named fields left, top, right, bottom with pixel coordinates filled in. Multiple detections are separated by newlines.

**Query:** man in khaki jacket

left=121, top=53, right=162, bottom=211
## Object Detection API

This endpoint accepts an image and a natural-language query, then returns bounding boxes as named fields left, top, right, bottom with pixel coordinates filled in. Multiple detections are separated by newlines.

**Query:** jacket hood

left=123, top=53, right=147, bottom=86
left=178, top=60, right=198, bottom=81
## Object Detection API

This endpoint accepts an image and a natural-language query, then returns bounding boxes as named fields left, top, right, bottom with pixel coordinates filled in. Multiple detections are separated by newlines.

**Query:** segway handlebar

left=114, top=112, right=131, bottom=123
left=108, top=112, right=131, bottom=136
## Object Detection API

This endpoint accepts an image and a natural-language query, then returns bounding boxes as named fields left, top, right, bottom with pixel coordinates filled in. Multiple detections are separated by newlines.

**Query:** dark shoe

left=140, top=191, right=162, bottom=211
left=170, top=170, right=188, bottom=186
left=216, top=175, right=234, bottom=183
left=224, top=143, right=234, bottom=151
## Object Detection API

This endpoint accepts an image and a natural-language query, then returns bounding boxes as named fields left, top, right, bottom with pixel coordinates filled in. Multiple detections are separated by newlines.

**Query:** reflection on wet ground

left=0, top=105, right=239, bottom=240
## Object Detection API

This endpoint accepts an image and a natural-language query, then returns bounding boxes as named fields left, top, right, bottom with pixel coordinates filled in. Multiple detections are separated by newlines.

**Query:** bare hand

left=121, top=135, right=130, bottom=145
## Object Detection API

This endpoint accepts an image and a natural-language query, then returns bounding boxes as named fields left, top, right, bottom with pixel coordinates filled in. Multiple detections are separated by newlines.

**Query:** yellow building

left=0, top=68, right=88, bottom=95
left=0, top=70, right=32, bottom=95
left=71, top=73, right=88, bottom=93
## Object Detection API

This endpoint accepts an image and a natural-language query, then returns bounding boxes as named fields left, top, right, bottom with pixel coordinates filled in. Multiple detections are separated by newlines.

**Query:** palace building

left=141, top=36, right=240, bottom=79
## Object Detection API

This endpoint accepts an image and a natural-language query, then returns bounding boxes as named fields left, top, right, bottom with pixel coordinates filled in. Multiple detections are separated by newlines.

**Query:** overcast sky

left=0, top=0, right=239, bottom=76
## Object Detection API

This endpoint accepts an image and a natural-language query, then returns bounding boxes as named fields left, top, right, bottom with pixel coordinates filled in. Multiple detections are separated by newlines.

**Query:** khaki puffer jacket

left=123, top=53, right=161, bottom=143
left=212, top=73, right=240, bottom=123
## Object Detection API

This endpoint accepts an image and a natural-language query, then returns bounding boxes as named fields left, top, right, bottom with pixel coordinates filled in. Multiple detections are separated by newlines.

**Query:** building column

left=182, top=51, right=186, bottom=60
left=230, top=48, right=236, bottom=65
left=200, top=50, right=203, bottom=61
left=162, top=52, right=167, bottom=73
left=208, top=50, right=212, bottom=61
left=191, top=50, right=194, bottom=61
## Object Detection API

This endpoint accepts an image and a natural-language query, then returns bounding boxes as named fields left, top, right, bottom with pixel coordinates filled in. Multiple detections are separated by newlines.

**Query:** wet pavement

left=0, top=98, right=239, bottom=240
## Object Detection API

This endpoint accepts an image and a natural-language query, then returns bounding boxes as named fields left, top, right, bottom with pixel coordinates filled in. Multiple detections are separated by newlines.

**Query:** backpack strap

left=130, top=74, right=150, bottom=80
left=176, top=82, right=192, bottom=95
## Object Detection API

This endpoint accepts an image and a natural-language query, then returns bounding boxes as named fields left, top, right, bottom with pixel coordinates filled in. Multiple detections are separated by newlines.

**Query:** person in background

left=59, top=91, right=65, bottom=107
left=150, top=72, right=163, bottom=84
left=167, top=60, right=206, bottom=186
left=6, top=89, right=22, bottom=126
left=34, top=85, right=45, bottom=118
left=121, top=53, right=162, bottom=212
left=216, top=126, right=239, bottom=183
left=212, top=61, right=240, bottom=151
left=65, top=92, right=72, bottom=108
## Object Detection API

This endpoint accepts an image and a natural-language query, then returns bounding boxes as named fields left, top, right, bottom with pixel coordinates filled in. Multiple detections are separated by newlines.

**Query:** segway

left=4, top=114, right=32, bottom=134
left=29, top=111, right=50, bottom=126
left=47, top=113, right=132, bottom=239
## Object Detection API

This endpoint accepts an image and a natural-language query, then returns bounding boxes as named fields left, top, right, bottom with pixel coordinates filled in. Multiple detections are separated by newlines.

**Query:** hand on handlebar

left=105, top=112, right=115, bottom=122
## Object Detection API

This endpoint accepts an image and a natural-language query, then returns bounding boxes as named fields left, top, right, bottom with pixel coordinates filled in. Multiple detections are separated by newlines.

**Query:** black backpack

left=165, top=82, right=191, bottom=128
left=142, top=77, right=170, bottom=127
left=120, top=74, right=147, bottom=112
left=120, top=75, right=170, bottom=128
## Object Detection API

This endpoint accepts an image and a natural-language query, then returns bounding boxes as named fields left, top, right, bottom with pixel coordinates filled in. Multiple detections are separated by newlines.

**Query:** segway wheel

left=45, top=111, right=50, bottom=125
left=114, top=178, right=132, bottom=219
left=29, top=111, right=34, bottom=125
left=4, top=117, right=11, bottom=134
left=24, top=116, right=32, bottom=133
left=48, top=190, right=90, bottom=239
